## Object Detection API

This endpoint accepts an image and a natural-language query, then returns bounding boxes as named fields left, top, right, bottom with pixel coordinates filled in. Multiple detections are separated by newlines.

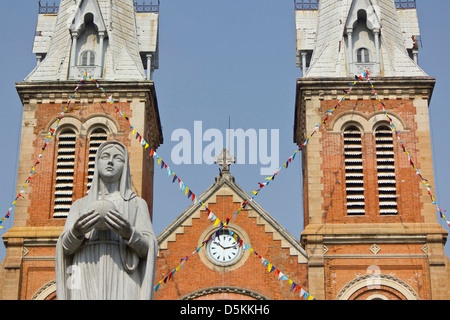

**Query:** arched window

left=344, top=125, right=365, bottom=215
left=53, top=129, right=77, bottom=218
left=80, top=50, right=96, bottom=66
left=357, top=48, right=370, bottom=63
left=375, top=125, right=398, bottom=215
left=86, top=128, right=108, bottom=193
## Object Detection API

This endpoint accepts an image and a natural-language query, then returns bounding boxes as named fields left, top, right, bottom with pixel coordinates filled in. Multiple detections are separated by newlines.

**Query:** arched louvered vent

left=86, top=128, right=108, bottom=193
left=344, top=125, right=365, bottom=215
left=375, top=125, right=398, bottom=215
left=53, top=129, right=77, bottom=218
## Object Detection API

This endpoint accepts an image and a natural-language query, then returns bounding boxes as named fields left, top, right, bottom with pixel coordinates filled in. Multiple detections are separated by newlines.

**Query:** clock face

left=207, top=232, right=242, bottom=265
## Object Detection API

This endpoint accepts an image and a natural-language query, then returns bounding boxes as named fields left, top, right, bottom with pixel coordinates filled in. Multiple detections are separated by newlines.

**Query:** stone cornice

left=15, top=80, right=163, bottom=148
left=16, top=80, right=156, bottom=104
left=295, top=77, right=436, bottom=97
left=301, top=223, right=448, bottom=246
left=2, top=226, right=63, bottom=241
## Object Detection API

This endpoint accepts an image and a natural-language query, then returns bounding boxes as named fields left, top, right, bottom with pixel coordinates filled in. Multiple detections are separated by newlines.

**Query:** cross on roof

left=214, top=148, right=235, bottom=172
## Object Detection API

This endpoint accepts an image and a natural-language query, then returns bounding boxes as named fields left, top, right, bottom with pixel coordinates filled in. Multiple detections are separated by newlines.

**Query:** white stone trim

left=329, top=110, right=407, bottom=134
left=32, top=280, right=56, bottom=300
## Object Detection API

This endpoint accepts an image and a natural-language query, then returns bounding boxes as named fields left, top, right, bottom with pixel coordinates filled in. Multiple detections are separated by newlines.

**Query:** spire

left=295, top=0, right=426, bottom=77
left=26, top=0, right=159, bottom=81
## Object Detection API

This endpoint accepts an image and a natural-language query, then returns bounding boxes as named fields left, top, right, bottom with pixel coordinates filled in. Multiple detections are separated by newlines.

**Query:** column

left=347, top=28, right=353, bottom=64
left=98, top=31, right=105, bottom=77
left=70, top=31, right=79, bottom=79
left=373, top=29, right=380, bottom=64
left=301, top=52, right=307, bottom=77
left=36, top=54, right=43, bottom=66
left=413, top=49, right=418, bottom=64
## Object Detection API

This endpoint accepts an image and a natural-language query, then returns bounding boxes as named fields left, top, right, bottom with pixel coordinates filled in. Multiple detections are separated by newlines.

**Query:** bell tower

left=294, top=0, right=449, bottom=299
left=0, top=0, right=162, bottom=299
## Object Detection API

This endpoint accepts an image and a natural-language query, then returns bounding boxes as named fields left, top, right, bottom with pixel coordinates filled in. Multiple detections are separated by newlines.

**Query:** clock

left=207, top=230, right=242, bottom=265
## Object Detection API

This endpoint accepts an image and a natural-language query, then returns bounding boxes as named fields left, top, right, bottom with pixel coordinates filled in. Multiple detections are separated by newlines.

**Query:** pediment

left=345, top=0, right=381, bottom=31
left=70, top=0, right=107, bottom=35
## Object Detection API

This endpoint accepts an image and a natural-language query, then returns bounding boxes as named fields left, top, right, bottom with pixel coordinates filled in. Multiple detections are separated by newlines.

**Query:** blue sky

left=0, top=0, right=448, bottom=263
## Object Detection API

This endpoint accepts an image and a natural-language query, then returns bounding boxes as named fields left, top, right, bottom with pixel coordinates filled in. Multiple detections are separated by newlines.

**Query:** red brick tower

left=0, top=0, right=162, bottom=300
left=294, top=0, right=449, bottom=299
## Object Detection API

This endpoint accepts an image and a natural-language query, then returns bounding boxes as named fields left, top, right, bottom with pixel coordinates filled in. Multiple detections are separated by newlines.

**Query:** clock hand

left=222, top=245, right=237, bottom=250
left=213, top=241, right=225, bottom=249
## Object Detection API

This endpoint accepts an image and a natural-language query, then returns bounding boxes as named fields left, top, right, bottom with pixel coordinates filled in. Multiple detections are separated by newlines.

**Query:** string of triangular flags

left=103, top=72, right=365, bottom=225
left=0, top=78, right=89, bottom=229
left=3, top=70, right=446, bottom=298
left=154, top=220, right=228, bottom=293
left=80, top=73, right=234, bottom=229
left=154, top=219, right=315, bottom=300
left=150, top=76, right=368, bottom=297
left=242, top=74, right=364, bottom=219
left=362, top=70, right=449, bottom=228
left=148, top=69, right=448, bottom=297
left=228, top=229, right=315, bottom=300
left=76, top=73, right=316, bottom=298
left=82, top=70, right=449, bottom=232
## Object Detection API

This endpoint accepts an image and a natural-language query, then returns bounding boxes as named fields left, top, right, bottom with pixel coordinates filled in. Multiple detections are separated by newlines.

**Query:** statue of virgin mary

left=55, top=140, right=158, bottom=300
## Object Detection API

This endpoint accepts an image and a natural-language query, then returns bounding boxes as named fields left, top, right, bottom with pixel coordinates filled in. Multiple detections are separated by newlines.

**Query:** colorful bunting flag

left=362, top=70, right=448, bottom=229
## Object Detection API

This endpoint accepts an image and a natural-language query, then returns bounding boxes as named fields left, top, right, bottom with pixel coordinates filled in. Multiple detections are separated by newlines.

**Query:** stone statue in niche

left=55, top=140, right=158, bottom=300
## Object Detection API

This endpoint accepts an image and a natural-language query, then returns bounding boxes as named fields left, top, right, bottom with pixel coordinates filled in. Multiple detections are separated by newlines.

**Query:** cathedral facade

left=0, top=0, right=449, bottom=300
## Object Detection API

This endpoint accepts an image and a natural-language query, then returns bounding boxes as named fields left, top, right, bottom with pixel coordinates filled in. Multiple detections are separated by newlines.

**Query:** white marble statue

left=55, top=140, right=158, bottom=300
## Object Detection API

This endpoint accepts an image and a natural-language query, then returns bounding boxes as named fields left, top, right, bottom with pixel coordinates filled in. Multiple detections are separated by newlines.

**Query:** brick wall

left=319, top=98, right=423, bottom=224
left=26, top=101, right=133, bottom=227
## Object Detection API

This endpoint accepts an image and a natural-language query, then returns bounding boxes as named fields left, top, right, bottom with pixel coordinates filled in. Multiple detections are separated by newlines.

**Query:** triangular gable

left=345, top=0, right=380, bottom=31
left=70, top=0, right=107, bottom=34
left=157, top=175, right=308, bottom=263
